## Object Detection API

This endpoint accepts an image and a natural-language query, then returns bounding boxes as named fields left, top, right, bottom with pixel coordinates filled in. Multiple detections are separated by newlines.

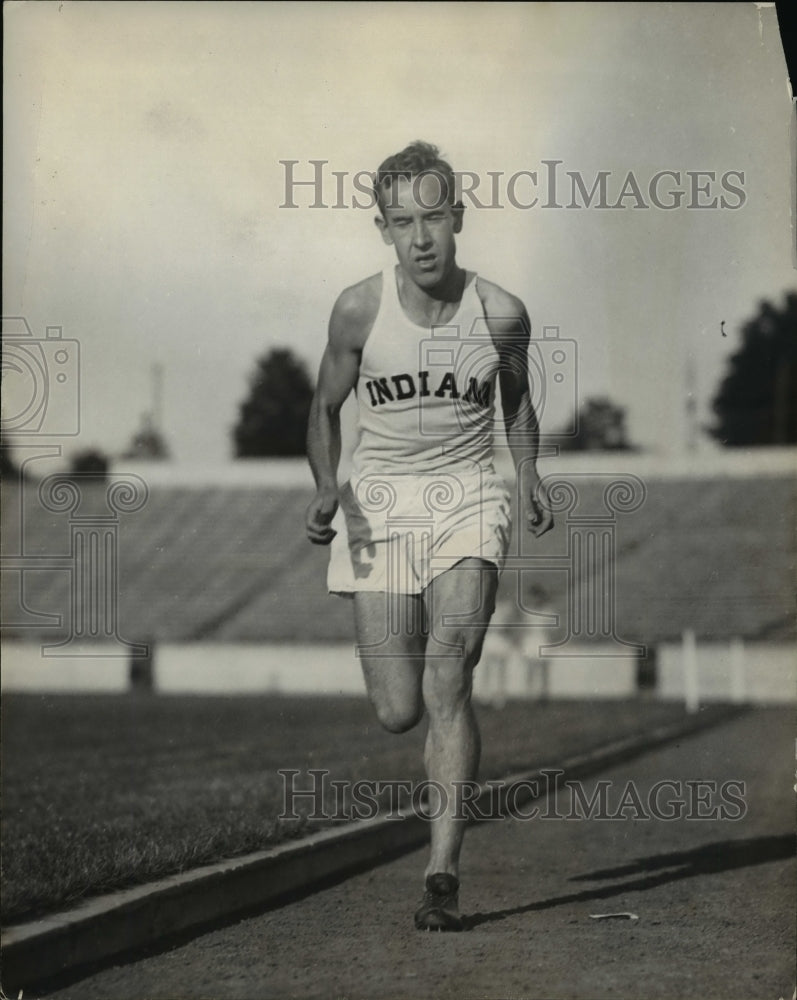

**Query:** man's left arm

left=489, top=300, right=554, bottom=538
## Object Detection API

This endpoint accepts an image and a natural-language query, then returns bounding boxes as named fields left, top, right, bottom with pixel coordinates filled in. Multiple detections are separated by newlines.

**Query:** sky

left=3, top=1, right=795, bottom=469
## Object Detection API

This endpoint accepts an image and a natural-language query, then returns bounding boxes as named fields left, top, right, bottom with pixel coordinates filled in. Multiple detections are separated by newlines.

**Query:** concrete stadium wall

left=109, top=446, right=797, bottom=487
left=472, top=646, right=638, bottom=704
left=658, top=641, right=796, bottom=703
left=3, top=639, right=794, bottom=702
left=1, top=641, right=639, bottom=699
left=1, top=643, right=131, bottom=693
left=0, top=641, right=364, bottom=696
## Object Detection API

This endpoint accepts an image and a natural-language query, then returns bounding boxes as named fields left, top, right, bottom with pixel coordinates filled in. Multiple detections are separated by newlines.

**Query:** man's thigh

left=424, top=558, right=500, bottom=658
left=353, top=591, right=426, bottom=714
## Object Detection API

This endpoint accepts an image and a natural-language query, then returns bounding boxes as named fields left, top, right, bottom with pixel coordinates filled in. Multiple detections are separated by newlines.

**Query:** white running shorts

left=327, top=469, right=511, bottom=596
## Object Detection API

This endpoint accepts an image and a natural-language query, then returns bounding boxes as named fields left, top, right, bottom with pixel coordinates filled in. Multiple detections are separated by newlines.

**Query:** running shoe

left=414, top=872, right=464, bottom=931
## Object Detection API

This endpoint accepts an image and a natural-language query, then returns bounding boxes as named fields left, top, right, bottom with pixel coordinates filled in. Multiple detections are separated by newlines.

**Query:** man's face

left=375, top=173, right=463, bottom=290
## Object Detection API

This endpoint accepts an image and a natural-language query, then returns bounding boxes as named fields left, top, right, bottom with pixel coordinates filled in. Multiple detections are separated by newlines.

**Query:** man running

left=305, top=141, right=553, bottom=931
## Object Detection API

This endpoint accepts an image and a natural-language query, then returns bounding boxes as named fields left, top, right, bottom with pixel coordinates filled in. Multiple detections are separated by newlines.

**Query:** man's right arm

left=305, top=282, right=374, bottom=544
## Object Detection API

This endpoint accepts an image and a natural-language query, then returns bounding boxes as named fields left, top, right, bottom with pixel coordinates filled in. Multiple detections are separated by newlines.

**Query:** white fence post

left=683, top=629, right=699, bottom=713
left=730, top=636, right=746, bottom=703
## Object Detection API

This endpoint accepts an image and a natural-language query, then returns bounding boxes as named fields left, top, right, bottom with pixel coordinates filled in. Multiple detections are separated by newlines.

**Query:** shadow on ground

left=464, top=832, right=795, bottom=930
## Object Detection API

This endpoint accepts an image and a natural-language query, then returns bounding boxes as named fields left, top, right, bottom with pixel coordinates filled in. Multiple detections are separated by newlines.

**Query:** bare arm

left=483, top=284, right=554, bottom=538
left=305, top=284, right=373, bottom=544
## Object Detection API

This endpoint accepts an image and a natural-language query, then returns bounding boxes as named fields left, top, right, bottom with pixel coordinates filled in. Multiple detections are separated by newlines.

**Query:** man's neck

left=396, top=264, right=466, bottom=326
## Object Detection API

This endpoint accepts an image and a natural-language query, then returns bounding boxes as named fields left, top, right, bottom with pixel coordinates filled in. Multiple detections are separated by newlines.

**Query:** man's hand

left=306, top=489, right=339, bottom=545
left=524, top=477, right=554, bottom=538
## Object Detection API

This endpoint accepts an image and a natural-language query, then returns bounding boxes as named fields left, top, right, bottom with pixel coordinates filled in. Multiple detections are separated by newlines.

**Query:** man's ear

left=452, top=202, right=465, bottom=234
left=374, top=214, right=394, bottom=245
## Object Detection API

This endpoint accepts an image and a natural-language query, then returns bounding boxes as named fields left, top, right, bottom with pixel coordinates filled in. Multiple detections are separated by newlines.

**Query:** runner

left=306, top=141, right=554, bottom=930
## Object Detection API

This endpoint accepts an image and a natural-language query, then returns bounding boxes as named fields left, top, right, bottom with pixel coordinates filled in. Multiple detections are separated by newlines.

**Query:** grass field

left=1, top=692, right=691, bottom=924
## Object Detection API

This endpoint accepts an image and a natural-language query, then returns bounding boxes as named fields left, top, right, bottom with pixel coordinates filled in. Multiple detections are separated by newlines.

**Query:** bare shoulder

left=475, top=277, right=529, bottom=339
left=329, top=273, right=382, bottom=350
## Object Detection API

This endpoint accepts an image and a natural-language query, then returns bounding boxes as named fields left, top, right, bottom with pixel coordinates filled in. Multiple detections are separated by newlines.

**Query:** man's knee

left=374, top=701, right=423, bottom=734
left=359, top=650, right=424, bottom=734
left=427, top=625, right=487, bottom=673
left=423, top=649, right=477, bottom=717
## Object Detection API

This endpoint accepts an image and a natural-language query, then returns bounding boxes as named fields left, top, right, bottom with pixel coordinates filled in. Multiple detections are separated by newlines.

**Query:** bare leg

left=421, top=558, right=498, bottom=879
left=353, top=591, right=426, bottom=733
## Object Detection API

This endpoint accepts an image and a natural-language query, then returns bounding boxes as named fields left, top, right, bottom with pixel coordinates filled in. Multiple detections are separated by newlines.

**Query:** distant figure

left=477, top=585, right=553, bottom=706
left=305, top=141, right=554, bottom=932
left=477, top=597, right=520, bottom=709
left=520, top=585, right=554, bottom=701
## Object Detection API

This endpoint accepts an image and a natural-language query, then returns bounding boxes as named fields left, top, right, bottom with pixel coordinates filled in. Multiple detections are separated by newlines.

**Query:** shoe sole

left=414, top=911, right=463, bottom=932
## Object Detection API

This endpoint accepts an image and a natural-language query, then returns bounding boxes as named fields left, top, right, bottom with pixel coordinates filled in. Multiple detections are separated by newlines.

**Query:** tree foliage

left=1, top=441, right=22, bottom=482
left=709, top=293, right=797, bottom=446
left=233, top=348, right=314, bottom=457
left=70, top=448, right=109, bottom=479
left=555, top=396, right=636, bottom=452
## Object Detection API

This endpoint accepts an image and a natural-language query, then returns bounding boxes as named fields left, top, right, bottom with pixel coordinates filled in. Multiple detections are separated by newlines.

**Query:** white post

left=683, top=629, right=699, bottom=713
left=730, top=636, right=746, bottom=703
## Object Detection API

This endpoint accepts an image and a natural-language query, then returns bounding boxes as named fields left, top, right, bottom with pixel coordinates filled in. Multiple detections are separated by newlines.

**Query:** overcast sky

left=3, top=2, right=794, bottom=467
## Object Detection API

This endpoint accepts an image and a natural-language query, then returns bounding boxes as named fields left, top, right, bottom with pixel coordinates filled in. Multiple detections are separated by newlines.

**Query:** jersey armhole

left=474, top=276, right=503, bottom=359
left=358, top=270, right=385, bottom=368
left=474, top=276, right=529, bottom=357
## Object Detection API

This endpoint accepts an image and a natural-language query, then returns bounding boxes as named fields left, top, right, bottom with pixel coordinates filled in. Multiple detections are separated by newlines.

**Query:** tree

left=1, top=439, right=23, bottom=482
left=709, top=293, right=797, bottom=446
left=69, top=448, right=109, bottom=479
left=554, top=396, right=637, bottom=452
left=233, top=348, right=314, bottom=457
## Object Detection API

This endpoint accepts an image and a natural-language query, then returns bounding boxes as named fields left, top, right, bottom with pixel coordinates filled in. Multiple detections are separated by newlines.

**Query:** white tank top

left=351, top=267, right=501, bottom=479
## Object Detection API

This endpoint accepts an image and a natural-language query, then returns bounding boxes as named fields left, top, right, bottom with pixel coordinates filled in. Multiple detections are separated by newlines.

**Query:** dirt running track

left=45, top=708, right=795, bottom=1000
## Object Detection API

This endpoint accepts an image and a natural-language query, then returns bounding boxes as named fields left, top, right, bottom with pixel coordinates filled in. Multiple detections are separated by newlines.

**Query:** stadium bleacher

left=2, top=471, right=794, bottom=651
